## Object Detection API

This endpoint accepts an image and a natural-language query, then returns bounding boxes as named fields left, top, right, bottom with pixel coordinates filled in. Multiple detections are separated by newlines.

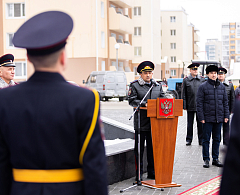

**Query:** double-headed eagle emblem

left=161, top=100, right=172, bottom=114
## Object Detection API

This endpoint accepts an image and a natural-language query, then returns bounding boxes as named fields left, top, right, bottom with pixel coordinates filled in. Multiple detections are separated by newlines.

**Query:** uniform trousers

left=186, top=111, right=203, bottom=143
left=202, top=122, right=222, bottom=161
left=134, top=131, right=154, bottom=175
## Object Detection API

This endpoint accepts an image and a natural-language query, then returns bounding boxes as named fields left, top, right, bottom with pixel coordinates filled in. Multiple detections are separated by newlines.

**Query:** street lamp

left=115, top=43, right=120, bottom=71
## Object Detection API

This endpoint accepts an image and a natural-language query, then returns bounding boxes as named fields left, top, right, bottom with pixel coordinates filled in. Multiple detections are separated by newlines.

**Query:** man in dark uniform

left=128, top=61, right=165, bottom=180
left=181, top=63, right=205, bottom=146
left=220, top=101, right=240, bottom=194
left=197, top=65, right=229, bottom=168
left=0, top=54, right=17, bottom=89
left=0, top=11, right=107, bottom=195
left=218, top=67, right=235, bottom=146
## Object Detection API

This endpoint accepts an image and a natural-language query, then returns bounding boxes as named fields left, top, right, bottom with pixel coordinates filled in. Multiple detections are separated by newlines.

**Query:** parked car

left=84, top=71, right=128, bottom=101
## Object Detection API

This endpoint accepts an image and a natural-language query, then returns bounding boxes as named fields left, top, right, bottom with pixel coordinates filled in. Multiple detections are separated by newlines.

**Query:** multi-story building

left=161, top=7, right=200, bottom=78
left=221, top=22, right=240, bottom=69
left=1, top=0, right=161, bottom=84
left=131, top=0, right=161, bottom=79
left=205, top=39, right=222, bottom=61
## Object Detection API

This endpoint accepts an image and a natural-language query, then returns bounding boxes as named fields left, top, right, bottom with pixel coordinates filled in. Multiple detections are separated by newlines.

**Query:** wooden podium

left=141, top=98, right=183, bottom=188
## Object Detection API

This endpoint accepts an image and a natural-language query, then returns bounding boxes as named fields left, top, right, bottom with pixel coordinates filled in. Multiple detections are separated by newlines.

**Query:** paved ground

left=101, top=99, right=226, bottom=195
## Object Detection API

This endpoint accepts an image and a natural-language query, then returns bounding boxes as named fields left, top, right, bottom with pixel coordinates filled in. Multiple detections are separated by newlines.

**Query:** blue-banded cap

left=12, top=11, right=73, bottom=56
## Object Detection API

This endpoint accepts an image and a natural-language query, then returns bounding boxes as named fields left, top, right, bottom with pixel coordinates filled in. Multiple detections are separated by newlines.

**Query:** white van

left=85, top=71, right=128, bottom=101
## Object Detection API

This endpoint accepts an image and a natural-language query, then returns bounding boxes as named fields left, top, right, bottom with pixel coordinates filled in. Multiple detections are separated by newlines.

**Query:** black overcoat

left=0, top=72, right=107, bottom=195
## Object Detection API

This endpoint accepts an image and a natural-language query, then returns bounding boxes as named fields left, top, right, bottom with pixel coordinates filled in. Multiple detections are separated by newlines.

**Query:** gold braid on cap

left=1, top=62, right=13, bottom=66
left=140, top=66, right=153, bottom=72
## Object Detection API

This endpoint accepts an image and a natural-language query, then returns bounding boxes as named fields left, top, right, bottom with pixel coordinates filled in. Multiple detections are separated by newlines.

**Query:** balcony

left=194, top=32, right=200, bottom=42
left=109, top=0, right=133, bottom=8
left=109, top=37, right=133, bottom=60
left=109, top=7, right=133, bottom=34
left=194, top=44, right=200, bottom=53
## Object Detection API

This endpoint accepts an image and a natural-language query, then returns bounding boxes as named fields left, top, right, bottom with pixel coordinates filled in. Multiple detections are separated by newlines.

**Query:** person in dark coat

left=220, top=101, right=240, bottom=194
left=0, top=11, right=107, bottom=195
left=181, top=63, right=205, bottom=146
left=128, top=61, right=165, bottom=181
left=197, top=65, right=229, bottom=168
left=218, top=67, right=235, bottom=145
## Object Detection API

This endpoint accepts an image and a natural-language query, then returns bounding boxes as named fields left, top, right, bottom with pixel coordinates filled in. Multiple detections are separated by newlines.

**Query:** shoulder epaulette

left=130, top=80, right=138, bottom=84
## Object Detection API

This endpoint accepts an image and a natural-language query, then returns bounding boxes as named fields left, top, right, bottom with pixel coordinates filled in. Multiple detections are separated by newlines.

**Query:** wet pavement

left=101, top=99, right=226, bottom=195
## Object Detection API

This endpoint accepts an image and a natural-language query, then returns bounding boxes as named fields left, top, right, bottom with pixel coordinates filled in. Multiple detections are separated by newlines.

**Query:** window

left=111, top=33, right=116, bottom=39
left=170, top=30, right=176, bottom=36
left=6, top=3, right=25, bottom=18
left=101, top=2, right=104, bottom=18
left=101, top=31, right=105, bottom=48
left=230, top=24, right=235, bottom=28
left=223, top=41, right=229, bottom=45
left=101, top=61, right=105, bottom=71
left=222, top=25, right=229, bottom=28
left=134, top=7, right=141, bottom=16
left=170, top=16, right=176, bottom=22
left=134, top=67, right=139, bottom=76
left=6, top=33, right=14, bottom=48
left=231, top=56, right=235, bottom=59
left=171, top=56, right=176, bottom=62
left=134, top=47, right=142, bottom=56
left=171, top=69, right=176, bottom=76
left=230, top=51, right=235, bottom=54
left=171, top=43, right=176, bottom=49
left=230, top=40, right=235, bottom=44
left=230, top=35, right=235, bottom=38
left=222, top=35, right=229, bottom=40
left=14, top=62, right=27, bottom=78
left=231, top=46, right=235, bottom=49
left=223, top=46, right=229, bottom=50
left=230, top=30, right=235, bottom=33
left=134, top=27, right=141, bottom=36
left=223, top=56, right=229, bottom=60
left=118, top=62, right=124, bottom=71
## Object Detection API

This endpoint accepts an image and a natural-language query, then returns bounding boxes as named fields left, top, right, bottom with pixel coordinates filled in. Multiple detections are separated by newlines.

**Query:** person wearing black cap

left=235, top=80, right=240, bottom=100
left=128, top=61, right=165, bottom=180
left=218, top=67, right=234, bottom=146
left=0, top=11, right=107, bottom=195
left=197, top=65, right=229, bottom=168
left=0, top=54, right=17, bottom=89
left=181, top=63, right=205, bottom=146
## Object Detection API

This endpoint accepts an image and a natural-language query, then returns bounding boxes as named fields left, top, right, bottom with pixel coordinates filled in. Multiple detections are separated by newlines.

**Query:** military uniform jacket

left=222, top=80, right=235, bottom=113
left=181, top=74, right=205, bottom=111
left=128, top=78, right=165, bottom=131
left=0, top=72, right=107, bottom=195
left=220, top=101, right=240, bottom=194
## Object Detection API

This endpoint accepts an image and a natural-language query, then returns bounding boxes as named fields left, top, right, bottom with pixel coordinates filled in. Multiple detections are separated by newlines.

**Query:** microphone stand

left=120, top=83, right=164, bottom=193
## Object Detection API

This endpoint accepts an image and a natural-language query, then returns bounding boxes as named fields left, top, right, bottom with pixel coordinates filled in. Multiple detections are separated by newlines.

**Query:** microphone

left=150, top=79, right=159, bottom=86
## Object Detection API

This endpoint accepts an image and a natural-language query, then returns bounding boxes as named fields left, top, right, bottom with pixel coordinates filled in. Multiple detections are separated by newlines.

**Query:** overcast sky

left=161, top=0, right=240, bottom=59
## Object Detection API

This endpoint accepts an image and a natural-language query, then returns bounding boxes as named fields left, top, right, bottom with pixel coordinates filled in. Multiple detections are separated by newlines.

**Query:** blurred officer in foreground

left=220, top=101, right=240, bottom=194
left=218, top=67, right=235, bottom=146
left=197, top=65, right=229, bottom=168
left=128, top=61, right=165, bottom=181
left=0, top=54, right=17, bottom=88
left=182, top=63, right=205, bottom=146
left=0, top=11, right=107, bottom=195
left=235, top=80, right=240, bottom=100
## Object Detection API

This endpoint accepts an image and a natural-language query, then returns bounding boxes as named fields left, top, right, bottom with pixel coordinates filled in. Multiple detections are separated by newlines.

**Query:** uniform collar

left=188, top=74, right=200, bottom=80
left=0, top=77, right=15, bottom=88
left=28, top=71, right=66, bottom=83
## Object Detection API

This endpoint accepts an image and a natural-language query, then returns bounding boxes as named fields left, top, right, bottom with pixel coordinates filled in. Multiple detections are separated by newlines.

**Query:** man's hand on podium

left=201, top=120, right=205, bottom=123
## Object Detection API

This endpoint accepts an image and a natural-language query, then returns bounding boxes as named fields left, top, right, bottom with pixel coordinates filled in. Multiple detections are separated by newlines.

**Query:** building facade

left=221, top=22, right=240, bottom=69
left=1, top=0, right=162, bottom=84
left=205, top=39, right=222, bottom=61
left=161, top=7, right=200, bottom=78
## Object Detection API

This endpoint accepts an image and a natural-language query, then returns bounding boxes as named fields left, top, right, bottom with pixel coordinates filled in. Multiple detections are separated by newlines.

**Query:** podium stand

left=141, top=98, right=183, bottom=188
